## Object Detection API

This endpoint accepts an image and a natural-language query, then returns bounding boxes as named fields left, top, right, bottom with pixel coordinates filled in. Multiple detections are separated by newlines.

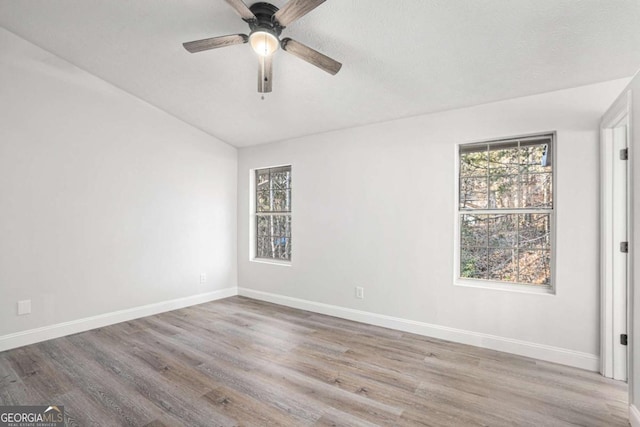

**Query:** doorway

left=601, top=93, right=630, bottom=381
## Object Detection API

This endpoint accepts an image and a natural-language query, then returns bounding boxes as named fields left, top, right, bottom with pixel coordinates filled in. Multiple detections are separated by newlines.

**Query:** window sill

left=250, top=258, right=292, bottom=267
left=454, top=278, right=555, bottom=295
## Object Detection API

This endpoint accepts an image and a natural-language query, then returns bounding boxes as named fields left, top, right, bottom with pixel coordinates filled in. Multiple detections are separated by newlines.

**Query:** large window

left=255, top=165, right=292, bottom=261
left=458, top=134, right=554, bottom=288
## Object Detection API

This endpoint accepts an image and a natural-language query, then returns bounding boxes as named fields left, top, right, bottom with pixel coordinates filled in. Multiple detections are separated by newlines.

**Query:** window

left=457, top=134, right=554, bottom=288
left=255, top=165, right=292, bottom=261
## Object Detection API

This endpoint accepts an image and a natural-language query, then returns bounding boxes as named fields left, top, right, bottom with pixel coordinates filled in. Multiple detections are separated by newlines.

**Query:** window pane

left=488, top=249, right=518, bottom=282
left=270, top=236, right=291, bottom=260
left=256, top=190, right=291, bottom=213
left=488, top=146, right=519, bottom=176
left=272, top=189, right=292, bottom=212
left=257, top=237, right=272, bottom=258
left=518, top=250, right=550, bottom=285
left=282, top=237, right=292, bottom=260
left=489, top=174, right=518, bottom=209
left=461, top=247, right=488, bottom=280
left=460, top=150, right=488, bottom=178
left=256, top=236, right=291, bottom=260
left=461, top=214, right=488, bottom=247
left=271, top=169, right=292, bottom=189
left=520, top=173, right=552, bottom=208
left=257, top=215, right=270, bottom=237
left=256, top=190, right=271, bottom=212
left=521, top=143, right=551, bottom=174
left=256, top=169, right=270, bottom=190
left=519, top=214, right=550, bottom=249
left=273, top=215, right=292, bottom=237
left=460, top=176, right=488, bottom=209
left=488, top=214, right=517, bottom=248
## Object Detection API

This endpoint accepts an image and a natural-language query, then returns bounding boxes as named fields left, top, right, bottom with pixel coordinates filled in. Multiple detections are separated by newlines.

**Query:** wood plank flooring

left=0, top=296, right=628, bottom=426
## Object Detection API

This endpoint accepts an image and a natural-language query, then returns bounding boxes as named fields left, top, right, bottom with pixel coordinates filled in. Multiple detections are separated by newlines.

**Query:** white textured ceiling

left=1, top=1, right=639, bottom=147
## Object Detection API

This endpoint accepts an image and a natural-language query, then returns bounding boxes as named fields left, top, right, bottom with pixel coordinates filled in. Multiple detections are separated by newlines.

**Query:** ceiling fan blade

left=281, top=38, right=342, bottom=75
left=224, top=0, right=256, bottom=21
left=183, top=34, right=248, bottom=53
left=274, top=0, right=325, bottom=27
left=258, top=55, right=273, bottom=93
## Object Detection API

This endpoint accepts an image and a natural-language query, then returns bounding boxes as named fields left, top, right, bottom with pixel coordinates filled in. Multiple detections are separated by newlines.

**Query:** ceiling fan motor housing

left=248, top=2, right=283, bottom=38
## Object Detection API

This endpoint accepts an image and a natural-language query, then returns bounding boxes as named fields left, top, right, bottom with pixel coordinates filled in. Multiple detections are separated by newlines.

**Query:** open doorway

left=601, top=92, right=631, bottom=381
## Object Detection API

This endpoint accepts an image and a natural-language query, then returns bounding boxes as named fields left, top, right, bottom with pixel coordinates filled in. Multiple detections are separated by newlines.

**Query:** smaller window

left=255, top=165, right=292, bottom=261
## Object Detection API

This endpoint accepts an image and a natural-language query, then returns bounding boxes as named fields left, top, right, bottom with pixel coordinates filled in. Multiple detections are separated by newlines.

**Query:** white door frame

left=600, top=90, right=632, bottom=380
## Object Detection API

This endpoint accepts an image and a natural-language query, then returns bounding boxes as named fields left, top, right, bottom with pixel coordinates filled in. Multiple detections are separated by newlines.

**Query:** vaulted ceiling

left=1, top=0, right=639, bottom=147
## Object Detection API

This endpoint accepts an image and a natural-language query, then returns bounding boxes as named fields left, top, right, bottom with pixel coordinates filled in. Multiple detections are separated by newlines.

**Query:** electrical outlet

left=18, top=300, right=31, bottom=315
left=200, top=273, right=207, bottom=284
left=355, top=287, right=364, bottom=299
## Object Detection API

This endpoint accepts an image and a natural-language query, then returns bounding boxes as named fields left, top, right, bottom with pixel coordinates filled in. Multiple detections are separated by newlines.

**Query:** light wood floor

left=0, top=296, right=628, bottom=426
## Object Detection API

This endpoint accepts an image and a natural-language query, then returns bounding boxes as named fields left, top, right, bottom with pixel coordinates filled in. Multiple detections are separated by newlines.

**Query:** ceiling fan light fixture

left=249, top=30, right=279, bottom=56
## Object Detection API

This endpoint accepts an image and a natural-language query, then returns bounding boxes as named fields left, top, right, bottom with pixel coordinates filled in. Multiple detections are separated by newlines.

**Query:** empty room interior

left=2, top=1, right=640, bottom=426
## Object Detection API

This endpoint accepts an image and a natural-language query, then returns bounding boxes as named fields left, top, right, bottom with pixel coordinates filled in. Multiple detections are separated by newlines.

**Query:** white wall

left=238, top=79, right=629, bottom=369
left=0, top=28, right=237, bottom=339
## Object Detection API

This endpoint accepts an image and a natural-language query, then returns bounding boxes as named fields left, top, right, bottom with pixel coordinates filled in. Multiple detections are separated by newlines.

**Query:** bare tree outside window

left=255, top=165, right=292, bottom=261
left=459, top=135, right=553, bottom=287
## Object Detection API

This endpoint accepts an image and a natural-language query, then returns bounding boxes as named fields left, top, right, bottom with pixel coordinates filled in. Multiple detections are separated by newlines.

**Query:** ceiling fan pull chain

left=260, top=55, right=266, bottom=99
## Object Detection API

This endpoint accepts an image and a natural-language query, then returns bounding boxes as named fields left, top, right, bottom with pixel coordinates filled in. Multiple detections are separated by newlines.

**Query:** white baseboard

left=238, top=287, right=599, bottom=371
left=631, top=404, right=640, bottom=427
left=0, top=286, right=238, bottom=352
left=1, top=286, right=600, bottom=372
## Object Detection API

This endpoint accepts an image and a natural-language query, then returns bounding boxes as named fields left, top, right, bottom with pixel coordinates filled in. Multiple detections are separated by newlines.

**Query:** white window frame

left=453, top=132, right=556, bottom=295
left=249, top=164, right=292, bottom=266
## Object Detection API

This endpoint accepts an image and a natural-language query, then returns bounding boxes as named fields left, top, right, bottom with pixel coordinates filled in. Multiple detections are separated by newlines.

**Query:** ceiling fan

left=182, top=0, right=342, bottom=93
